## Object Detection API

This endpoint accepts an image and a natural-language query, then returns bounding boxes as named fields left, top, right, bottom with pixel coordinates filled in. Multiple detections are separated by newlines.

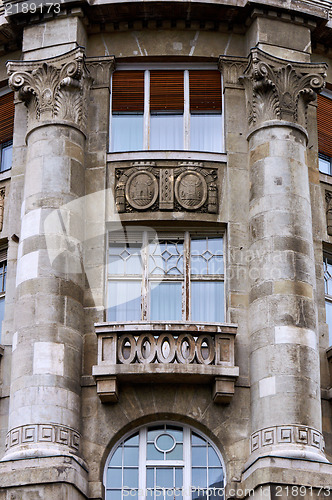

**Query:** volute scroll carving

left=241, top=48, right=327, bottom=130
left=6, top=47, right=92, bottom=130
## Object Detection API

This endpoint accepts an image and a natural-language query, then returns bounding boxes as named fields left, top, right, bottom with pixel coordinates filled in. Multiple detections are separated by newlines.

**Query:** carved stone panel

left=326, top=190, right=332, bottom=236
left=115, top=161, right=218, bottom=214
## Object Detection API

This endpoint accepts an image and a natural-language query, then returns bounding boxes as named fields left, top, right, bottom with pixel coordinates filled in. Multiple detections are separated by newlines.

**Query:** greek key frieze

left=250, top=425, right=325, bottom=453
left=115, top=162, right=218, bottom=214
left=6, top=423, right=81, bottom=452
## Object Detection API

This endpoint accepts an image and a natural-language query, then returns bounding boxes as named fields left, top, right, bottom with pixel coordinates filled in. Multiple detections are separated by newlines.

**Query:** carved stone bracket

left=218, top=55, right=247, bottom=89
left=86, top=56, right=115, bottom=89
left=326, top=190, right=332, bottom=236
left=6, top=47, right=92, bottom=131
left=115, top=161, right=218, bottom=214
left=241, top=48, right=327, bottom=130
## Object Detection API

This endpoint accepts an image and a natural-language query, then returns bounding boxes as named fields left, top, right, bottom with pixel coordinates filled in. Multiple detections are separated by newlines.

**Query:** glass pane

left=192, top=446, right=207, bottom=466
left=325, top=258, right=332, bottom=295
left=148, top=426, right=164, bottom=441
left=166, top=443, right=183, bottom=460
left=190, top=114, right=223, bottom=152
left=191, top=282, right=224, bottom=322
left=175, top=468, right=183, bottom=488
left=208, top=468, right=224, bottom=489
left=146, top=468, right=154, bottom=488
left=126, top=433, right=139, bottom=446
left=319, top=156, right=331, bottom=175
left=156, top=467, right=173, bottom=488
left=167, top=426, right=183, bottom=442
left=111, top=114, right=143, bottom=152
left=123, top=446, right=139, bottom=466
left=192, top=433, right=206, bottom=446
left=107, top=468, right=122, bottom=488
left=110, top=446, right=122, bottom=467
left=326, top=300, right=332, bottom=346
left=150, top=282, right=182, bottom=321
left=108, top=281, right=141, bottom=321
left=0, top=143, right=12, bottom=172
left=109, top=244, right=142, bottom=276
left=0, top=296, right=5, bottom=342
left=149, top=240, right=183, bottom=276
left=147, top=443, right=163, bottom=460
left=208, top=237, right=223, bottom=255
left=208, top=446, right=221, bottom=467
left=156, top=434, right=174, bottom=451
left=150, top=114, right=183, bottom=150
left=192, top=467, right=207, bottom=489
left=123, top=468, right=138, bottom=488
left=106, top=490, right=122, bottom=500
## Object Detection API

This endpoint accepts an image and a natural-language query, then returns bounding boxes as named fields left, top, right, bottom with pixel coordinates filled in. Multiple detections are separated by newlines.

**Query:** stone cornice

left=241, top=48, right=327, bottom=131
left=6, top=47, right=92, bottom=131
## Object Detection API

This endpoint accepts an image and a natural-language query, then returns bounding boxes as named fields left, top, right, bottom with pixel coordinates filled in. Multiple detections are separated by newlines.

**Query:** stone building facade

left=0, top=0, right=332, bottom=498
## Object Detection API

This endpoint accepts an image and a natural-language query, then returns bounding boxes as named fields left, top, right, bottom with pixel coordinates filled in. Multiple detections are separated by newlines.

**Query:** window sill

left=0, top=170, right=11, bottom=182
left=92, top=321, right=239, bottom=404
left=107, top=151, right=227, bottom=163
left=319, top=172, right=332, bottom=185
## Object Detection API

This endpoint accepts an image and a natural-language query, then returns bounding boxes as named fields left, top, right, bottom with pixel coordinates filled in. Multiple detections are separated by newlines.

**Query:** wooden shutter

left=189, top=70, right=221, bottom=112
left=150, top=71, right=184, bottom=111
left=112, top=71, right=144, bottom=112
left=317, top=93, right=332, bottom=157
left=0, top=92, right=14, bottom=144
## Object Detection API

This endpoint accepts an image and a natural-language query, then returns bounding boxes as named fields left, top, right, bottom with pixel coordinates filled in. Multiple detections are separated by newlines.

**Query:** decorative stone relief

left=115, top=161, right=218, bottom=213
left=86, top=56, right=115, bottom=89
left=241, top=48, right=327, bottom=130
left=250, top=425, right=325, bottom=453
left=326, top=191, right=332, bottom=236
left=0, top=187, right=5, bottom=232
left=7, top=47, right=91, bottom=130
left=218, top=55, right=247, bottom=89
left=5, top=423, right=80, bottom=453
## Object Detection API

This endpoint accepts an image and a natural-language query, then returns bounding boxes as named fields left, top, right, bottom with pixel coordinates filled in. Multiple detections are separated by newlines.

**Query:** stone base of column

left=0, top=455, right=88, bottom=499
left=234, top=457, right=332, bottom=500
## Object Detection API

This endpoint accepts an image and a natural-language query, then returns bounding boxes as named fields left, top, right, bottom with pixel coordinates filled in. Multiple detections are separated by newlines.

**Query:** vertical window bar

left=142, top=231, right=149, bottom=320
left=221, top=71, right=225, bottom=153
left=108, top=72, right=113, bottom=152
left=144, top=70, right=150, bottom=150
left=184, top=231, right=190, bottom=321
left=183, top=70, right=190, bottom=150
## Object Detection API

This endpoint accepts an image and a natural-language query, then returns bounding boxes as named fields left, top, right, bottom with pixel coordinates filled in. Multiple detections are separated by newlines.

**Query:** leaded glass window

left=107, top=231, right=224, bottom=322
left=105, top=423, right=225, bottom=500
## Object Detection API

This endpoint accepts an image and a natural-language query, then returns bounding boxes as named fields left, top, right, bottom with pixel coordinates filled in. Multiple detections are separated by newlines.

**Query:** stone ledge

left=0, top=455, right=89, bottom=496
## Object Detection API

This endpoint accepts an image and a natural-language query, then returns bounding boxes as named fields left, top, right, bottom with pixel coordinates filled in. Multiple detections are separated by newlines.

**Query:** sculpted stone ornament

left=0, top=187, right=5, bottom=233
left=326, top=191, right=332, bottom=236
left=241, top=48, right=327, bottom=130
left=115, top=161, right=218, bottom=213
left=6, top=47, right=91, bottom=130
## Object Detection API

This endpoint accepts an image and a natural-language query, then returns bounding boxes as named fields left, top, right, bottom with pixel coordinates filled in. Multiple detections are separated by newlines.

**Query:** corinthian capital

left=241, top=48, right=327, bottom=130
left=6, top=47, right=91, bottom=130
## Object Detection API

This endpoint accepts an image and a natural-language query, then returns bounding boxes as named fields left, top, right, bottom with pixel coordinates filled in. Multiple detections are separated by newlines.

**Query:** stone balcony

left=92, top=321, right=239, bottom=404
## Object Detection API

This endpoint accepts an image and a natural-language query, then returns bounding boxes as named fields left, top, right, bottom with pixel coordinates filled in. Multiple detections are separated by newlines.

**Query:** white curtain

left=191, top=282, right=224, bottom=322
left=111, top=114, right=143, bottom=152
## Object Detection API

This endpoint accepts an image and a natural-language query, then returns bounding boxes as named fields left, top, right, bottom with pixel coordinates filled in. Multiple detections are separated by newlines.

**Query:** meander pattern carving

left=251, top=425, right=325, bottom=453
left=6, top=423, right=80, bottom=452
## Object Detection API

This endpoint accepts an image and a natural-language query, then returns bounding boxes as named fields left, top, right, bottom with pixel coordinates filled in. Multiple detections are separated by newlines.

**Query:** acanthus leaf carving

left=6, top=47, right=91, bottom=130
left=241, top=48, right=327, bottom=130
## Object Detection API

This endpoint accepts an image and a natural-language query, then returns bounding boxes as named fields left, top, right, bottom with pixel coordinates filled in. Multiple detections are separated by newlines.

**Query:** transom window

left=107, top=230, right=224, bottom=322
left=110, top=68, right=223, bottom=153
left=324, top=254, right=332, bottom=346
left=105, top=423, right=225, bottom=500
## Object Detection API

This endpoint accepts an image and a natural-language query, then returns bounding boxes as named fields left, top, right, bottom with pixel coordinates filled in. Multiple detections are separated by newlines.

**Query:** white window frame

left=109, top=63, right=224, bottom=153
left=107, top=230, right=225, bottom=323
left=104, top=421, right=226, bottom=500
left=324, top=253, right=332, bottom=347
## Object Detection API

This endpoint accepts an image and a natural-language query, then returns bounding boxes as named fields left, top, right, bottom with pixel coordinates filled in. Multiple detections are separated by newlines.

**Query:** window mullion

left=144, top=70, right=150, bottom=150
left=184, top=70, right=190, bottom=150
left=142, top=231, right=149, bottom=320
left=184, top=232, right=190, bottom=321
left=139, top=427, right=147, bottom=500
left=183, top=426, right=191, bottom=500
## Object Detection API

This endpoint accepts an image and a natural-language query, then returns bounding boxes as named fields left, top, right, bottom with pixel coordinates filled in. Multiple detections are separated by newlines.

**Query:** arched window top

left=105, top=422, right=225, bottom=499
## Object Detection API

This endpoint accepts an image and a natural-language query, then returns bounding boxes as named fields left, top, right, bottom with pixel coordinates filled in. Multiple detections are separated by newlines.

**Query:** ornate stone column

left=242, top=48, right=327, bottom=464
left=4, top=48, right=91, bottom=463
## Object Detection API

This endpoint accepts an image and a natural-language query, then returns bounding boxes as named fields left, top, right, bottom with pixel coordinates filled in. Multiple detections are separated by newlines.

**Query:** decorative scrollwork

left=241, top=48, right=327, bottom=130
left=7, top=47, right=91, bottom=129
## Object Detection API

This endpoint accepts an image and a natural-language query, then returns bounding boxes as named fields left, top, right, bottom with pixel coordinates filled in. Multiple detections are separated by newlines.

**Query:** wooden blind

left=0, top=92, right=14, bottom=144
left=150, top=71, right=184, bottom=111
left=189, top=70, right=221, bottom=112
left=112, top=71, right=144, bottom=112
left=317, top=93, right=332, bottom=157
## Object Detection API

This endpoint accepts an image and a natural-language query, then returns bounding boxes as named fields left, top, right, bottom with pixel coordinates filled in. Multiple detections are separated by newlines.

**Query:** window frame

left=104, top=421, right=226, bottom=500
left=109, top=63, right=224, bottom=154
left=323, top=252, right=332, bottom=346
left=107, top=229, right=225, bottom=323
left=0, top=86, right=14, bottom=173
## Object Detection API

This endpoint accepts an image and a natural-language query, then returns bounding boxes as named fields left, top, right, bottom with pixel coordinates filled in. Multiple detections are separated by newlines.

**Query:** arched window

left=104, top=423, right=225, bottom=499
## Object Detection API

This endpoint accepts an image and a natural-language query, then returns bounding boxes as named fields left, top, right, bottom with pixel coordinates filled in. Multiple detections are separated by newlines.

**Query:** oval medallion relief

left=125, top=171, right=158, bottom=210
left=175, top=171, right=207, bottom=210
